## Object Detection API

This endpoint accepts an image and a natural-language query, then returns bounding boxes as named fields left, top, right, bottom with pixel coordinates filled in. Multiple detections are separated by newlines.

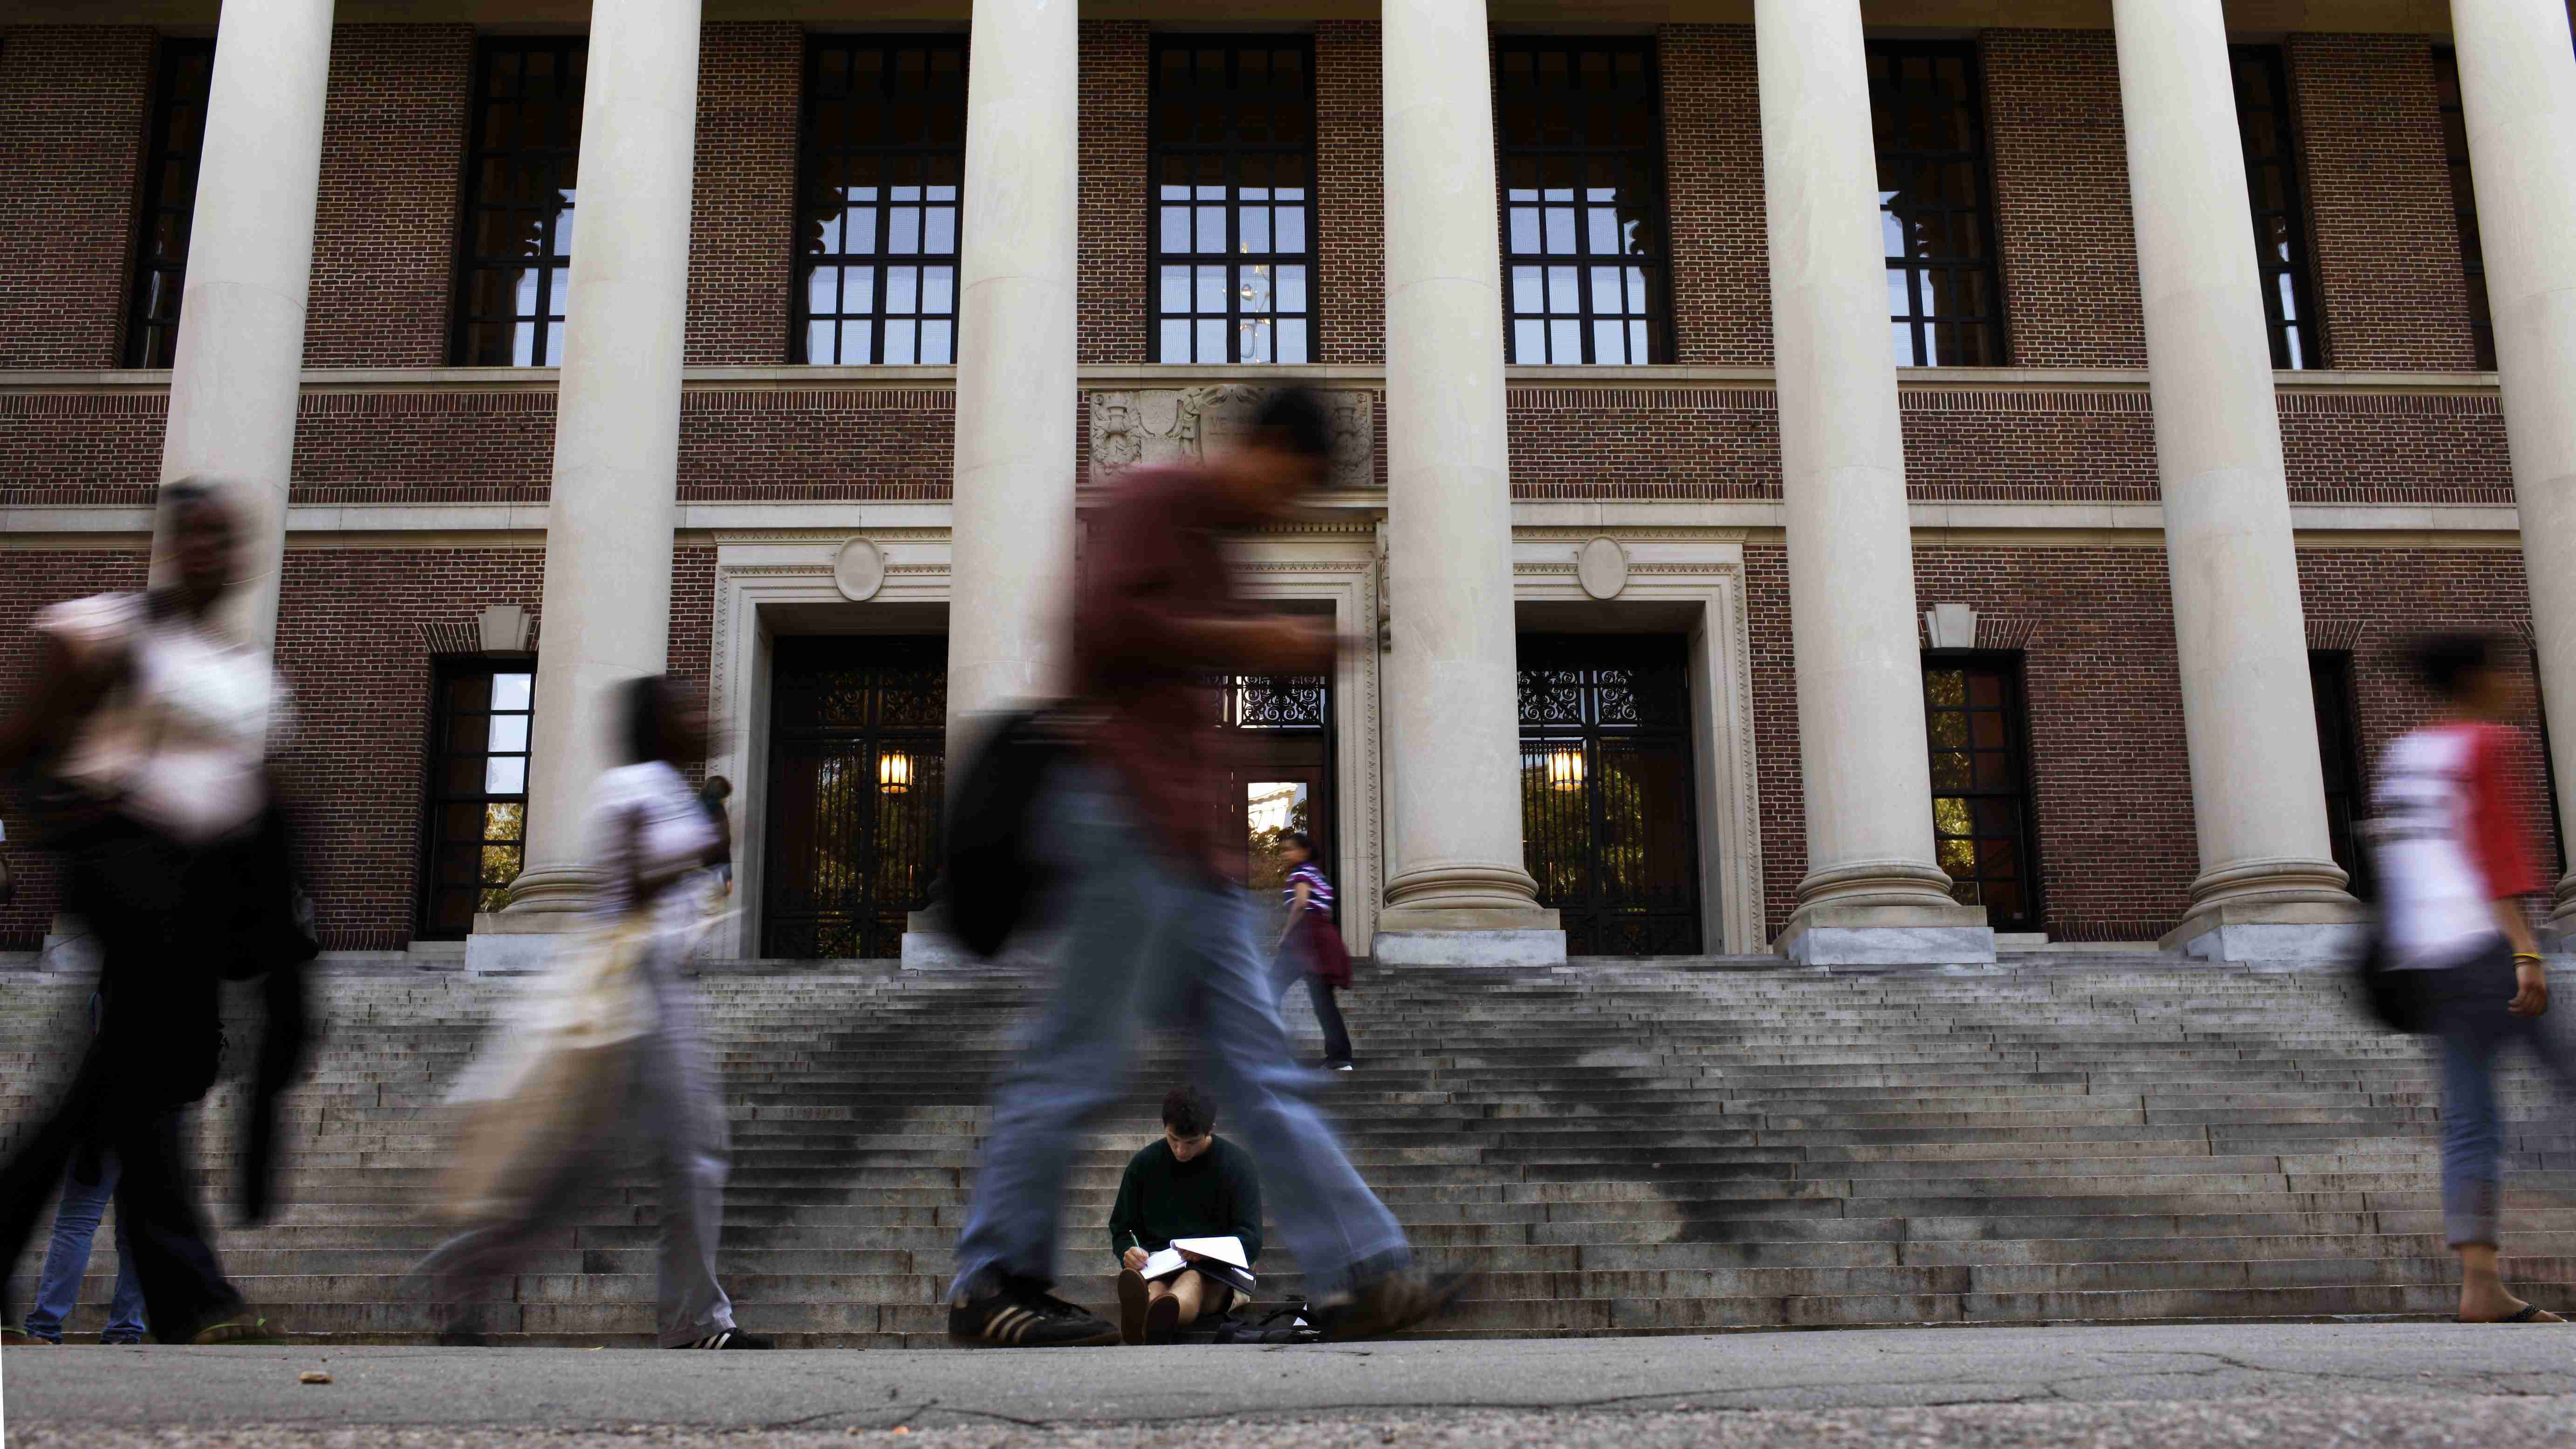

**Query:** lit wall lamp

left=879, top=752, right=914, bottom=794
left=1546, top=749, right=1585, bottom=793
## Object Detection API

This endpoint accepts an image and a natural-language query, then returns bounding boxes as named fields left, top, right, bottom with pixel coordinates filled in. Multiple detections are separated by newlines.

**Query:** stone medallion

left=1577, top=536, right=1629, bottom=600
left=833, top=537, right=886, bottom=602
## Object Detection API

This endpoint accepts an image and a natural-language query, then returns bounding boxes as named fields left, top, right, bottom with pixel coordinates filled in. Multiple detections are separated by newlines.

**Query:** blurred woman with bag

left=0, top=482, right=312, bottom=1345
left=420, top=676, right=770, bottom=1349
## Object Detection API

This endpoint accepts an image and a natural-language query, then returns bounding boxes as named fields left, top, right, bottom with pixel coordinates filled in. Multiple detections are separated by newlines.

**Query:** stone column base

left=465, top=910, right=580, bottom=976
left=1372, top=904, right=1565, bottom=967
left=2160, top=899, right=2368, bottom=964
left=1774, top=901, right=1995, bottom=967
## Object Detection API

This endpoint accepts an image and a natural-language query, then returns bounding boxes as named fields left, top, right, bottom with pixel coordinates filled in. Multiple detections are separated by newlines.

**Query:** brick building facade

left=0, top=6, right=2562, bottom=965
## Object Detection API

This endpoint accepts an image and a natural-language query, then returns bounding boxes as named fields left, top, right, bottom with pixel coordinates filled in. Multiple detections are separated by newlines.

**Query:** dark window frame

left=2230, top=44, right=2325, bottom=371
left=2308, top=649, right=2372, bottom=901
left=415, top=656, right=537, bottom=941
left=125, top=37, right=216, bottom=369
left=1494, top=35, right=1674, bottom=366
left=1869, top=39, right=2007, bottom=368
left=1921, top=649, right=2044, bottom=933
left=792, top=34, right=969, bottom=366
left=1148, top=34, right=1319, bottom=365
left=2432, top=48, right=2495, bottom=369
left=450, top=35, right=588, bottom=368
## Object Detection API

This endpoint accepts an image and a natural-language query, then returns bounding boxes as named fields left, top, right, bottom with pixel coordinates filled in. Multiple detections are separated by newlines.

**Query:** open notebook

left=1139, top=1235, right=1256, bottom=1295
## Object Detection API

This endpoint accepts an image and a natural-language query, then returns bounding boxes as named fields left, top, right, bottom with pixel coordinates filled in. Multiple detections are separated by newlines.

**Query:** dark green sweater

left=1106, top=1137, right=1264, bottom=1264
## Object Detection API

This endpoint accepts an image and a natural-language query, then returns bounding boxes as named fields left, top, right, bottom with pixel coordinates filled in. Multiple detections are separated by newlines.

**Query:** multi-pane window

left=795, top=37, right=967, bottom=366
left=1495, top=39, right=1669, bottom=365
left=418, top=663, right=534, bottom=939
left=2231, top=46, right=2322, bottom=370
left=126, top=39, right=215, bottom=368
left=2433, top=49, right=2495, bottom=369
left=1870, top=41, right=2004, bottom=367
left=1923, top=655, right=2041, bottom=933
left=1150, top=38, right=1315, bottom=364
left=2309, top=650, right=2371, bottom=901
left=453, top=38, right=586, bottom=367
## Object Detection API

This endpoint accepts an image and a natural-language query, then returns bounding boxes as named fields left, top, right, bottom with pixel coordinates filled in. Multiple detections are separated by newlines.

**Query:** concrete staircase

left=4, top=953, right=2573, bottom=1346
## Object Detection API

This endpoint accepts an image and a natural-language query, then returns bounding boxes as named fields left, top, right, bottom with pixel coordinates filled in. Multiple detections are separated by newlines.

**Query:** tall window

left=2231, top=46, right=2322, bottom=370
left=418, top=662, right=534, bottom=939
left=1495, top=39, right=1669, bottom=365
left=126, top=39, right=215, bottom=368
left=1870, top=41, right=2004, bottom=367
left=795, top=37, right=967, bottom=366
left=1150, top=38, right=1316, bottom=364
left=2433, top=49, right=2495, bottom=369
left=453, top=38, right=586, bottom=367
left=2309, top=650, right=2371, bottom=900
left=1923, top=654, right=2042, bottom=933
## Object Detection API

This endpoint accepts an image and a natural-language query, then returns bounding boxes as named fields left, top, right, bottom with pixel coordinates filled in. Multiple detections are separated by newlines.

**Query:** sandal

left=2457, top=1303, right=2562, bottom=1324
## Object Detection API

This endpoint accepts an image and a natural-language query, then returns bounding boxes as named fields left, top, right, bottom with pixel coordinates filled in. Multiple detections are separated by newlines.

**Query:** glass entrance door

left=1518, top=635, right=1704, bottom=956
left=762, top=636, right=946, bottom=958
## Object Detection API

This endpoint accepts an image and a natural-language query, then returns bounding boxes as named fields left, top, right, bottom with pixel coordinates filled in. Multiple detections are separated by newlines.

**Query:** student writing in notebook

left=1107, top=1087, right=1263, bottom=1345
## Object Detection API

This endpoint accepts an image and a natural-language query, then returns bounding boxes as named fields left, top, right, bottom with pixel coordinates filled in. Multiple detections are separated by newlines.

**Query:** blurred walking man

left=2374, top=633, right=2576, bottom=1324
left=945, top=388, right=1466, bottom=1347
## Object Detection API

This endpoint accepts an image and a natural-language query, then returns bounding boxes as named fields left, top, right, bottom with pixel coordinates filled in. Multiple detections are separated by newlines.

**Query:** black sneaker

left=672, top=1328, right=773, bottom=1349
left=1314, top=1270, right=1473, bottom=1341
left=948, top=1277, right=1119, bottom=1347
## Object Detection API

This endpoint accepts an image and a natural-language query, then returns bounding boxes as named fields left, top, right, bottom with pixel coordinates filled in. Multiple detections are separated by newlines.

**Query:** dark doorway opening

left=2309, top=649, right=2372, bottom=901
left=762, top=636, right=946, bottom=958
left=1921, top=651, right=2043, bottom=933
left=1221, top=674, right=1337, bottom=909
left=1517, top=635, right=1704, bottom=956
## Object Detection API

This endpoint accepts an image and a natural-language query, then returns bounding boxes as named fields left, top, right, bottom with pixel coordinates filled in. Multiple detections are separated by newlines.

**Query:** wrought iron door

left=1221, top=674, right=1335, bottom=903
left=1518, top=636, right=1704, bottom=956
left=763, top=636, right=946, bottom=958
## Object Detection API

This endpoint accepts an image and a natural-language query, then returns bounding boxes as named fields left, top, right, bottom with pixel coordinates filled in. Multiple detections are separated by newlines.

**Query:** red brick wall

left=1743, top=544, right=1801, bottom=937
left=685, top=21, right=800, bottom=367
left=2278, top=391, right=2511, bottom=503
left=271, top=547, right=547, bottom=947
left=1078, top=19, right=1147, bottom=367
left=1980, top=30, right=2146, bottom=369
left=0, top=27, right=154, bottom=370
left=676, top=388, right=952, bottom=499
left=1509, top=386, right=1780, bottom=499
left=0, top=549, right=153, bottom=948
left=2287, top=34, right=2479, bottom=372
left=304, top=25, right=472, bottom=369
left=1315, top=20, right=1382, bottom=366
left=1660, top=25, right=1770, bottom=367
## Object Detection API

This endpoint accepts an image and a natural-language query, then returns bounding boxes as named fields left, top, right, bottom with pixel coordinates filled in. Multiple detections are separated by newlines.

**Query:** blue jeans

left=2425, top=942, right=2576, bottom=1247
left=23, top=1152, right=146, bottom=1341
left=950, top=768, right=1410, bottom=1302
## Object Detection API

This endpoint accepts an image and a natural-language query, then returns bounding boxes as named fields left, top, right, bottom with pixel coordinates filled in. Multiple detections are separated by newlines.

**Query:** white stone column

left=902, top=0, right=1079, bottom=968
left=471, top=0, right=703, bottom=971
left=941, top=0, right=1078, bottom=754
left=2113, top=0, right=2359, bottom=962
left=155, top=0, right=335, bottom=653
left=2453, top=0, right=2576, bottom=943
left=1373, top=0, right=1562, bottom=967
left=1756, top=0, right=1990, bottom=965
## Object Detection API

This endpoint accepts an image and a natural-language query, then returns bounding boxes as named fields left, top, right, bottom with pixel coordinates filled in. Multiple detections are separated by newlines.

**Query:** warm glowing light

left=1546, top=750, right=1585, bottom=792
left=879, top=752, right=913, bottom=794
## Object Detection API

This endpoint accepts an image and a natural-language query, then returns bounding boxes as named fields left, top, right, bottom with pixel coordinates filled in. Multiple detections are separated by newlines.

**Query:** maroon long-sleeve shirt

left=1076, top=466, right=1308, bottom=882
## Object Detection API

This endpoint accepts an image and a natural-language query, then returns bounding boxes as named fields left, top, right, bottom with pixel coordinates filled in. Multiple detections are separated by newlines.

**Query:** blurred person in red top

left=944, top=388, right=1467, bottom=1348
left=2372, top=633, right=2574, bottom=1323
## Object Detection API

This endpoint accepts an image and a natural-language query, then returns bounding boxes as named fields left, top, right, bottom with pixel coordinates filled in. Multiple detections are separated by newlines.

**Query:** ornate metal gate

left=762, top=636, right=946, bottom=959
left=1517, top=636, right=1704, bottom=956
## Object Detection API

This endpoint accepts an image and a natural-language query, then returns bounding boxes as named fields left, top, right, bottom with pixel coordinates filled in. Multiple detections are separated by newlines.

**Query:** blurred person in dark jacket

left=944, top=388, right=1465, bottom=1348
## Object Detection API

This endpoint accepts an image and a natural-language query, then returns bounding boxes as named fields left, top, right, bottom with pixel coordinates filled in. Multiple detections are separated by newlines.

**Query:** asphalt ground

left=5, top=1324, right=2572, bottom=1449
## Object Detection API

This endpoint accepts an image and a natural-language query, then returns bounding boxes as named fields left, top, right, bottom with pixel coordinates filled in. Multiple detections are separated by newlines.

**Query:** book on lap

left=1139, top=1236, right=1256, bottom=1294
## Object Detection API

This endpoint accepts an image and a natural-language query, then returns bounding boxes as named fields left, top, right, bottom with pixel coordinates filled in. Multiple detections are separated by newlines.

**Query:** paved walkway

left=6, top=1324, right=2573, bottom=1448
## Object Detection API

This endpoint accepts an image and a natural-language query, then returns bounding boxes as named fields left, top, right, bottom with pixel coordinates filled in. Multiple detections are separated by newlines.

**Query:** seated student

left=1108, top=1086, right=1263, bottom=1345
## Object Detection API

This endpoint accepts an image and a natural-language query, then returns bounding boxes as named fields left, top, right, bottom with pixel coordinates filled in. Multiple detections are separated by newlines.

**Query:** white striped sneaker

left=948, top=1278, right=1120, bottom=1348
left=671, top=1329, right=774, bottom=1349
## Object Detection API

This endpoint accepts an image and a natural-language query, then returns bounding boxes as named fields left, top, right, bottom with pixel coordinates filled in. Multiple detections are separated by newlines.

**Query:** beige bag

left=435, top=920, right=656, bottom=1229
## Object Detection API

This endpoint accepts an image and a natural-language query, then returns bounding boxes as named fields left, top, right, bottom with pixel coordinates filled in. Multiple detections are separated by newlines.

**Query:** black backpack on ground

left=936, top=707, right=1081, bottom=959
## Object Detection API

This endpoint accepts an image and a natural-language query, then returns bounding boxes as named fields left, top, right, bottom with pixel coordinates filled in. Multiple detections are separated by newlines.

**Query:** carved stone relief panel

left=1089, top=385, right=1374, bottom=491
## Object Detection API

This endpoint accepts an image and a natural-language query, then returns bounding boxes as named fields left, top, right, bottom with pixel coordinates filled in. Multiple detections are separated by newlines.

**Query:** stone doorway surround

left=1511, top=521, right=1767, bottom=957
left=709, top=514, right=1387, bottom=961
